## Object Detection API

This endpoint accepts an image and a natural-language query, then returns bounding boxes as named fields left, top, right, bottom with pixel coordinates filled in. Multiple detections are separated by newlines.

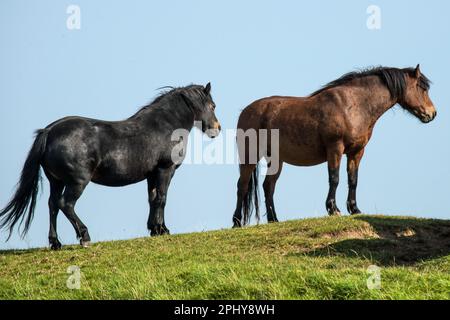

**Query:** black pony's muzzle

left=206, top=122, right=221, bottom=138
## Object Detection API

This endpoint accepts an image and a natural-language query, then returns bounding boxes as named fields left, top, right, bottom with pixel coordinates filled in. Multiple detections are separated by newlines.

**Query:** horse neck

left=131, top=97, right=196, bottom=131
left=351, top=77, right=398, bottom=126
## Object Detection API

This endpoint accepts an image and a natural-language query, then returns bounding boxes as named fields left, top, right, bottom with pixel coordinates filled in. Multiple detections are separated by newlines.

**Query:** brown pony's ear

left=415, top=64, right=421, bottom=78
left=204, top=82, right=211, bottom=95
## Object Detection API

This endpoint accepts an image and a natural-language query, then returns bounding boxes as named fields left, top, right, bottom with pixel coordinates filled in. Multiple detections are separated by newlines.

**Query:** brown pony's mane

left=310, top=66, right=431, bottom=99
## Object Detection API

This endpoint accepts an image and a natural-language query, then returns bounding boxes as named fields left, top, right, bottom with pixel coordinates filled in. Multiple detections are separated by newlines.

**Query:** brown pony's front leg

left=326, top=144, right=344, bottom=216
left=346, top=149, right=365, bottom=215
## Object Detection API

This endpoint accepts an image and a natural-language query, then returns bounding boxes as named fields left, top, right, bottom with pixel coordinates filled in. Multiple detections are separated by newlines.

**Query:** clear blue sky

left=1, top=0, right=449, bottom=249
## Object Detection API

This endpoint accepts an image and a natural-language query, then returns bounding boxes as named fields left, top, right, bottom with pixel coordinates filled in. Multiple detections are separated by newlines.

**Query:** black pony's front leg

left=147, top=166, right=175, bottom=236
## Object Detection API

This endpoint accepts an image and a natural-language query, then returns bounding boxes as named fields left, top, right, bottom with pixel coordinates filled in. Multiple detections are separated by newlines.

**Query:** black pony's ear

left=415, top=64, right=421, bottom=78
left=204, top=82, right=211, bottom=95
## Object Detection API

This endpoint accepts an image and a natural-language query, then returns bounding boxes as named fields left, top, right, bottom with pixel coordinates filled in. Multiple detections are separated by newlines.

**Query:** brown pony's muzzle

left=421, top=109, right=437, bottom=123
left=430, top=110, right=437, bottom=121
left=410, top=106, right=436, bottom=123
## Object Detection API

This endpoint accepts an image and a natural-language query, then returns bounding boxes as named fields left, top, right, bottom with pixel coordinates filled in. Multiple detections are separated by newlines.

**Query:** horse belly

left=263, top=105, right=327, bottom=166
left=91, top=171, right=147, bottom=187
left=91, top=153, right=155, bottom=187
left=281, top=148, right=327, bottom=166
left=279, top=137, right=327, bottom=167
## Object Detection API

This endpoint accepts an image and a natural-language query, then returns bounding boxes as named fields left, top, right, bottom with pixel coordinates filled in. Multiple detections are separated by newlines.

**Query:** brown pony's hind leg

left=233, top=163, right=256, bottom=228
left=346, top=148, right=365, bottom=215
left=263, top=161, right=283, bottom=223
left=325, top=143, right=344, bottom=216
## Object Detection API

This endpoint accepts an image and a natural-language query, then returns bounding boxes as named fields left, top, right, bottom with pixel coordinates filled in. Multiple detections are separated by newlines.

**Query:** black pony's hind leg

left=58, top=182, right=91, bottom=247
left=48, top=178, right=64, bottom=250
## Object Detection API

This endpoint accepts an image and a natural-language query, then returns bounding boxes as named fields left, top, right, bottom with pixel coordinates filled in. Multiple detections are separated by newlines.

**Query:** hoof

left=50, top=243, right=62, bottom=251
left=347, top=201, right=362, bottom=215
left=162, top=225, right=170, bottom=235
left=150, top=232, right=169, bottom=237
left=49, top=238, right=62, bottom=250
left=326, top=207, right=342, bottom=216
left=150, top=225, right=170, bottom=236
left=349, top=207, right=362, bottom=215
left=326, top=199, right=341, bottom=216
left=232, top=218, right=242, bottom=228
left=80, top=240, right=91, bottom=248
left=328, top=211, right=342, bottom=216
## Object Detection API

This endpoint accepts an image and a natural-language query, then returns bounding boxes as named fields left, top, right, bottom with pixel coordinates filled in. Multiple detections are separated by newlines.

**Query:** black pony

left=0, top=83, right=221, bottom=250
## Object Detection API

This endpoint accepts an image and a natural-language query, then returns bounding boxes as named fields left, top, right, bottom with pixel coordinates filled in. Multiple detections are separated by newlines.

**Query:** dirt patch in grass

left=319, top=227, right=378, bottom=240
left=307, top=216, right=450, bottom=266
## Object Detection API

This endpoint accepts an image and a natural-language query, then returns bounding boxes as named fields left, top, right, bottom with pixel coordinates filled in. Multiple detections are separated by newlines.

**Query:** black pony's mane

left=134, top=84, right=205, bottom=115
left=310, top=66, right=431, bottom=99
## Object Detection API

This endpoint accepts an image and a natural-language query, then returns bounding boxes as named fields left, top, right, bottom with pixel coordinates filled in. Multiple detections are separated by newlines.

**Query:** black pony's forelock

left=311, top=66, right=431, bottom=99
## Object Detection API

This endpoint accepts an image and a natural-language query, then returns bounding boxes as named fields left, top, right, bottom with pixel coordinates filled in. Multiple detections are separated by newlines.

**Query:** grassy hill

left=0, top=215, right=449, bottom=300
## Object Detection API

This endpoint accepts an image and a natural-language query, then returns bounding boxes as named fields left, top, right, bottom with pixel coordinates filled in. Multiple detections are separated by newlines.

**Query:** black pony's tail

left=0, top=129, right=48, bottom=240
left=242, top=163, right=260, bottom=225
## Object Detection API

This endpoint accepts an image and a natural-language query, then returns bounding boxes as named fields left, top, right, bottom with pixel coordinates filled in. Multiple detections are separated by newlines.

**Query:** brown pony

left=233, top=65, right=436, bottom=227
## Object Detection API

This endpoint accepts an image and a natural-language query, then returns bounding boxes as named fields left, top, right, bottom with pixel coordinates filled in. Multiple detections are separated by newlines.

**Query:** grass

left=0, top=215, right=449, bottom=299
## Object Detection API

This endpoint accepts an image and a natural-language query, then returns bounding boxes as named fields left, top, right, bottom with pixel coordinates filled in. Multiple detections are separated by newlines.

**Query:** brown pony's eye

left=417, top=83, right=425, bottom=92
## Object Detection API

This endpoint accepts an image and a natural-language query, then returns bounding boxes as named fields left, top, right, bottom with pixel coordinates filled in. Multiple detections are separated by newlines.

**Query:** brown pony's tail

left=242, top=164, right=260, bottom=225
